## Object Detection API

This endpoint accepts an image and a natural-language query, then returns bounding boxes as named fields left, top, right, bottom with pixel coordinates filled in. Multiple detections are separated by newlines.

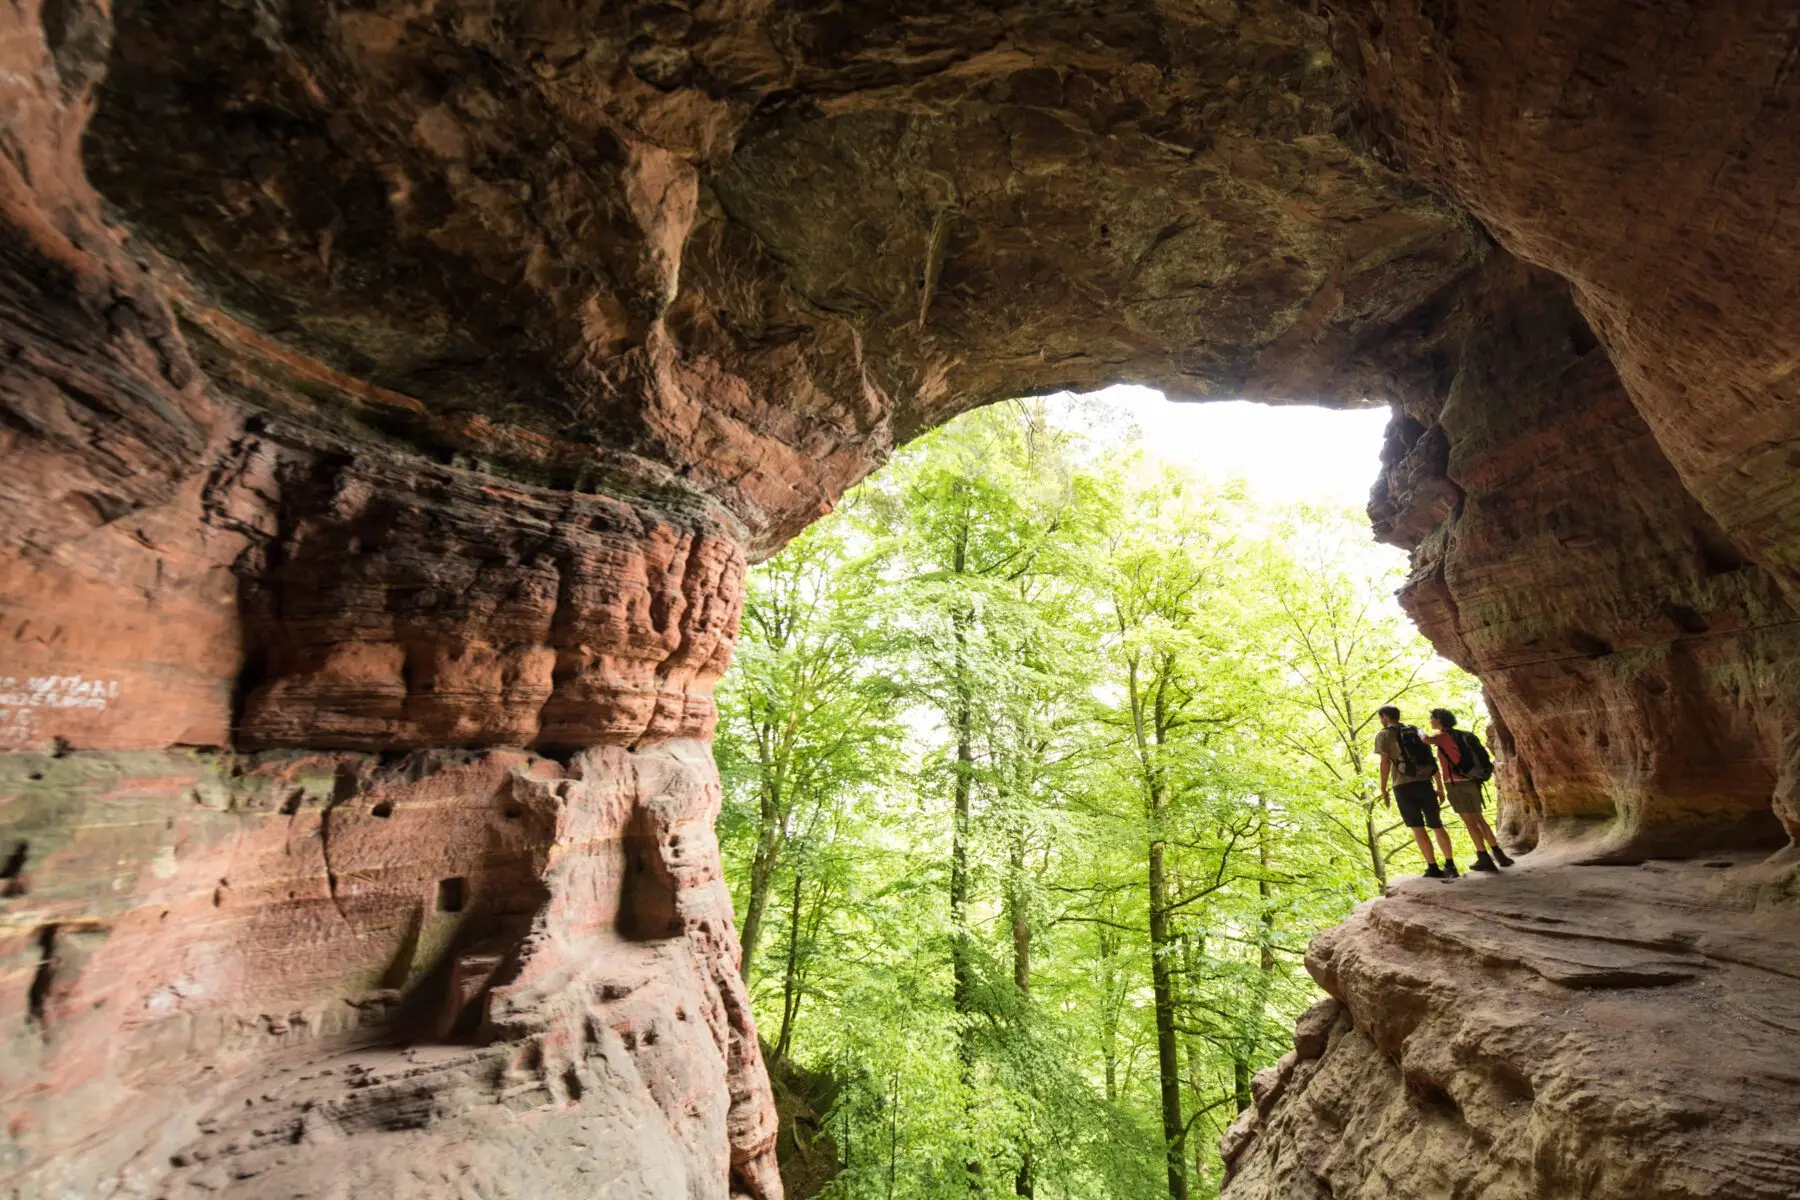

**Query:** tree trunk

left=738, top=780, right=783, bottom=981
left=773, top=867, right=804, bottom=1061
left=1130, top=656, right=1188, bottom=1200
left=886, top=1069, right=901, bottom=1200
left=1364, top=803, right=1387, bottom=890
left=1009, top=819, right=1035, bottom=1196
left=949, top=525, right=982, bottom=1194
left=1148, top=833, right=1188, bottom=1200
left=1099, top=922, right=1120, bottom=1103
left=950, top=607, right=975, bottom=1037
left=1226, top=797, right=1282, bottom=1111
left=1009, top=828, right=1031, bottom=993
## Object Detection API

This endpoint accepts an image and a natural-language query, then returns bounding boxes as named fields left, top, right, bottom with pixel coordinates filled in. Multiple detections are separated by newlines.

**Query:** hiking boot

left=1422, top=863, right=1445, bottom=879
left=1471, top=851, right=1499, bottom=873
left=1442, top=859, right=1460, bottom=879
left=1491, top=846, right=1515, bottom=868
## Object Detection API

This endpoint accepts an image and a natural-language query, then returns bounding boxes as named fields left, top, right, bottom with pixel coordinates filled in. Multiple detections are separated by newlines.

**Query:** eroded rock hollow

left=2, top=1, right=1798, bottom=1197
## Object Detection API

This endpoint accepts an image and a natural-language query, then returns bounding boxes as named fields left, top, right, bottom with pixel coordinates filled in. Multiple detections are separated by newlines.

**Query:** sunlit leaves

left=715, top=401, right=1469, bottom=1199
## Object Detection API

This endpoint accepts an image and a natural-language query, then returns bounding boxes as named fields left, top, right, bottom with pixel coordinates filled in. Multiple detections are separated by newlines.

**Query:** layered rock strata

left=1221, top=856, right=1800, bottom=1200
left=1333, top=0, right=1800, bottom=844
left=1229, top=5, right=1800, bottom=1197
left=5, top=0, right=1800, bottom=1196
left=0, top=0, right=1487, bottom=1196
left=1369, top=257, right=1800, bottom=858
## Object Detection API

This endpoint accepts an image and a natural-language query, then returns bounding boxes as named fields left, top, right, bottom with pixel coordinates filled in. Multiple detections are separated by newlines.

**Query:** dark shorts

left=1394, top=780, right=1443, bottom=829
left=1446, top=780, right=1485, bottom=814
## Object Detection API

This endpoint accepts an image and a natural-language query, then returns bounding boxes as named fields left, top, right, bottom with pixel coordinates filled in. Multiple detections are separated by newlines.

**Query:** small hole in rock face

left=279, top=793, right=302, bottom=816
left=1, top=842, right=28, bottom=881
left=370, top=802, right=393, bottom=819
left=27, top=772, right=43, bottom=782
left=1568, top=630, right=1614, bottom=658
left=436, top=877, right=467, bottom=913
left=1697, top=534, right=1749, bottom=576
left=504, top=805, right=523, bottom=820
left=1661, top=601, right=1711, bottom=635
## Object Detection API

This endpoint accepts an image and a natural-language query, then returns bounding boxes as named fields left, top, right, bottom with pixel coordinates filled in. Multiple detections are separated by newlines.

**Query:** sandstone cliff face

left=5, top=0, right=1800, bottom=1197
left=1222, top=5, right=1800, bottom=1196
left=1369, top=257, right=1800, bottom=859
left=0, top=1, right=1483, bottom=1195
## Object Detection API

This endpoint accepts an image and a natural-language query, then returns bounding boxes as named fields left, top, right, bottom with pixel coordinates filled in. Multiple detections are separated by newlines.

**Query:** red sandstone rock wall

left=1331, top=0, right=1800, bottom=845
left=1224, top=7, right=1800, bottom=1198
left=0, top=414, right=781, bottom=1196
left=0, top=25, right=777, bottom=1177
left=1, top=1, right=1490, bottom=1193
left=7, top=0, right=1800, bottom=1197
left=1369, top=257, right=1800, bottom=858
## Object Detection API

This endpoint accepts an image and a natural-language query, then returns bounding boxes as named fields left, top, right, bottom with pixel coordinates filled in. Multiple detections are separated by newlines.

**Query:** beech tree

left=715, top=513, right=902, bottom=996
left=713, top=399, right=1474, bottom=1200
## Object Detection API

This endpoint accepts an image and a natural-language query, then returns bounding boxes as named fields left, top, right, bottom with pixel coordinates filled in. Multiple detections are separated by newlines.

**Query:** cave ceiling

left=82, top=0, right=1481, bottom=547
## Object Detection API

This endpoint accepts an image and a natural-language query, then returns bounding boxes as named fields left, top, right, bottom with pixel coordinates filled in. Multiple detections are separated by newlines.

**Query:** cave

left=2, top=1, right=1799, bottom=1197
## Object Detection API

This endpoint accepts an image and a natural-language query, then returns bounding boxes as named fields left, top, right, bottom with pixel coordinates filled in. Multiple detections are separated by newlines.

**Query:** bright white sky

left=1044, top=384, right=1394, bottom=509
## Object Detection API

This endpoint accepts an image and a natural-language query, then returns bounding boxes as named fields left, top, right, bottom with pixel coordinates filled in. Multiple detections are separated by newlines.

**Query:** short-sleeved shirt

left=1375, top=725, right=1436, bottom=784
left=1428, top=731, right=1470, bottom=783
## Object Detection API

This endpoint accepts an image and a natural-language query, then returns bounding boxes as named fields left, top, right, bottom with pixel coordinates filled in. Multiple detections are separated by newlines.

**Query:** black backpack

left=1391, top=724, right=1437, bottom=777
left=1452, top=730, right=1495, bottom=783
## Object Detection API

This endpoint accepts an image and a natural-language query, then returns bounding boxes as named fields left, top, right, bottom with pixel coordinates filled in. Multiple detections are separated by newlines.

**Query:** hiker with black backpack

left=1427, top=708, right=1514, bottom=873
left=1375, top=705, right=1460, bottom=880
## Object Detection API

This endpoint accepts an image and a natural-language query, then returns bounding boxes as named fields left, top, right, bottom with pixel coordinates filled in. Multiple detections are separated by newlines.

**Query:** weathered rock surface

left=1336, top=0, right=1800, bottom=847
left=1, top=1, right=1488, bottom=1195
left=1222, top=856, right=1800, bottom=1200
left=1370, top=256, right=1800, bottom=858
left=1335, top=0, right=1800, bottom=597
left=5, top=0, right=1800, bottom=1196
left=1, top=742, right=778, bottom=1198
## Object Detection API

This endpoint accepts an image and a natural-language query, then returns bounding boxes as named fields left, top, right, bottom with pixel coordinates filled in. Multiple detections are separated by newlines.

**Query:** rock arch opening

left=1, top=0, right=1798, bottom=1196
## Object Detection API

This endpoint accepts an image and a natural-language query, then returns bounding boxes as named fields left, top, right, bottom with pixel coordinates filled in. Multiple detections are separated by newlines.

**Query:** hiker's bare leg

left=1475, top=813, right=1501, bottom=851
left=1460, top=812, right=1490, bottom=853
left=1433, top=825, right=1456, bottom=861
left=1411, top=826, right=1437, bottom=864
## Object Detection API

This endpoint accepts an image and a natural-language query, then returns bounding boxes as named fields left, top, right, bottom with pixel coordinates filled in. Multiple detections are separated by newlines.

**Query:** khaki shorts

left=1446, top=780, right=1485, bottom=814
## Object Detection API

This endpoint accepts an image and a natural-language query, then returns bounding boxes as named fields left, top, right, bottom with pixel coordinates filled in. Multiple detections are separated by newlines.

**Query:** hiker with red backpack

left=1375, top=705, right=1460, bottom=880
left=1427, top=708, right=1514, bottom=873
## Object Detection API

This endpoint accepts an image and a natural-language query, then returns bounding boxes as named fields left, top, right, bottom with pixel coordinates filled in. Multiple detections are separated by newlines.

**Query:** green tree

left=1255, top=508, right=1480, bottom=892
left=716, top=514, right=901, bottom=998
left=714, top=400, right=1475, bottom=1200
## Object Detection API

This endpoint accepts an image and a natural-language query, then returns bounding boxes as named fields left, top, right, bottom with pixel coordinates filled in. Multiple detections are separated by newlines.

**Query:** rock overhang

left=77, top=0, right=1482, bottom=553
left=9, top=1, right=1800, bottom=1197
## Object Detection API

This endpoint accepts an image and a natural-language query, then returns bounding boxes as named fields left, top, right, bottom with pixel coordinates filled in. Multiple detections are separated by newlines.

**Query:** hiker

left=1375, top=705, right=1459, bottom=880
left=1427, top=708, right=1514, bottom=872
